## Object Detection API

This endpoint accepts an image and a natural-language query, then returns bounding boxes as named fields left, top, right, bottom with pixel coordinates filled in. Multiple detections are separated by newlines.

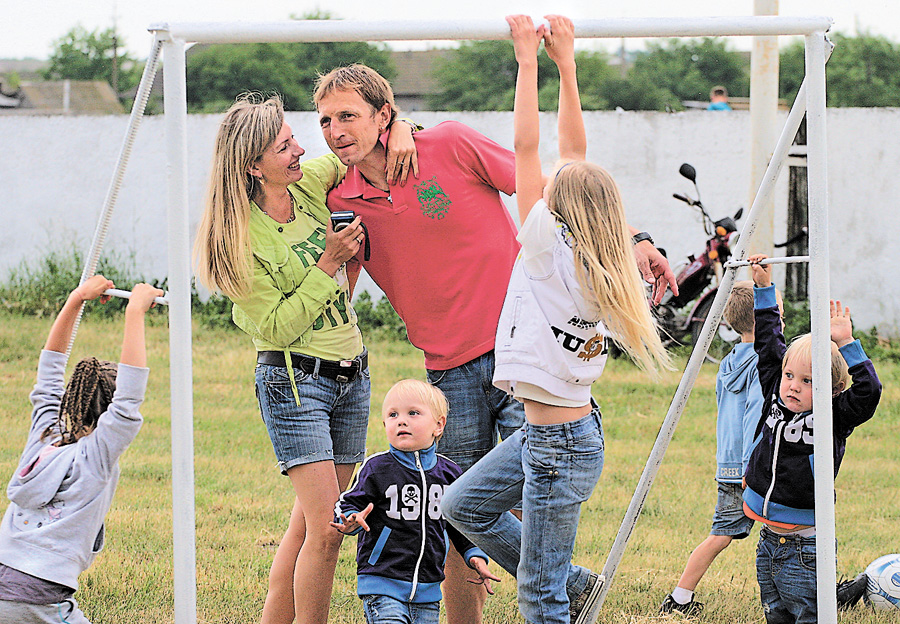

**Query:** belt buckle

left=337, top=359, right=355, bottom=384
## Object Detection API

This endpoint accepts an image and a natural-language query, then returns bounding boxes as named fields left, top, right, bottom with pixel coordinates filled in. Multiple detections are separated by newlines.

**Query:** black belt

left=257, top=349, right=367, bottom=383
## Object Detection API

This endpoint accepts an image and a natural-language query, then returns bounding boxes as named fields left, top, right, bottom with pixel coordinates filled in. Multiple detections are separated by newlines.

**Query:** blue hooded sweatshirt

left=715, top=342, right=763, bottom=483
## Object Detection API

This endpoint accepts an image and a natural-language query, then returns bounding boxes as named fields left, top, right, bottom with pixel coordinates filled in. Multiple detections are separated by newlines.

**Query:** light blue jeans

left=361, top=594, right=439, bottom=624
left=442, top=407, right=604, bottom=624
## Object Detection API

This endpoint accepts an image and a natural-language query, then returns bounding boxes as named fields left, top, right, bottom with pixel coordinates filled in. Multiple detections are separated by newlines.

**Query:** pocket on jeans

left=570, top=450, right=604, bottom=499
left=798, top=541, right=818, bottom=571
left=426, top=368, right=448, bottom=386
left=262, top=367, right=311, bottom=403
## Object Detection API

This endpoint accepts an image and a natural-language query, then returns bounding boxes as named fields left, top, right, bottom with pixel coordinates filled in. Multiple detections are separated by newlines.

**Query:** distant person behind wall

left=708, top=86, right=732, bottom=111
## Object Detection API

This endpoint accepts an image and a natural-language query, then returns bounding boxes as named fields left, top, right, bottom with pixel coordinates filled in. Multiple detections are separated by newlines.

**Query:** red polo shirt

left=328, top=121, right=518, bottom=370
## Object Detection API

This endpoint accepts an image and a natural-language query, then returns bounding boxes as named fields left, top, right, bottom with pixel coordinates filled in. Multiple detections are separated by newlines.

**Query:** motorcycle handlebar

left=672, top=193, right=693, bottom=205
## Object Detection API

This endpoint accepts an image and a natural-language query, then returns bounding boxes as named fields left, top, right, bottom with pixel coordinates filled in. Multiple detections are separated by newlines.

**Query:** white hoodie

left=0, top=350, right=146, bottom=590
left=493, top=200, right=609, bottom=404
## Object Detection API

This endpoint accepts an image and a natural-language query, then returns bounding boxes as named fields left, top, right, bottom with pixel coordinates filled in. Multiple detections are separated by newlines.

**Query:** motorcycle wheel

left=690, top=296, right=740, bottom=364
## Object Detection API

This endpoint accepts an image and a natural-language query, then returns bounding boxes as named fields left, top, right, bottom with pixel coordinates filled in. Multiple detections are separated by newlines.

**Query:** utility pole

left=111, top=0, right=119, bottom=95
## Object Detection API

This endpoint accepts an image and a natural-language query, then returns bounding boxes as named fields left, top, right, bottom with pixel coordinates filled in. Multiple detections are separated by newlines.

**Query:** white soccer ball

left=865, top=554, right=900, bottom=611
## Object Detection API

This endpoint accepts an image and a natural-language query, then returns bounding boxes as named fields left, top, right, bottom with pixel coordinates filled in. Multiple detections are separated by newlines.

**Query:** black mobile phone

left=330, top=210, right=356, bottom=232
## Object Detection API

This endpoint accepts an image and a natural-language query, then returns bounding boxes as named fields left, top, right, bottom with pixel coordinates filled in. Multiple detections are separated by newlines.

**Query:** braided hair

left=45, top=357, right=118, bottom=446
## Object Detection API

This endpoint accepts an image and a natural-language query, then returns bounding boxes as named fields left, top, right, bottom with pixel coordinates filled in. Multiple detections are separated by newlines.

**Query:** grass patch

left=0, top=315, right=897, bottom=623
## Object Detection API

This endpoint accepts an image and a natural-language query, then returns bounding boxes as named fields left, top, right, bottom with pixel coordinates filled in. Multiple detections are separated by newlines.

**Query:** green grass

left=0, top=314, right=897, bottom=623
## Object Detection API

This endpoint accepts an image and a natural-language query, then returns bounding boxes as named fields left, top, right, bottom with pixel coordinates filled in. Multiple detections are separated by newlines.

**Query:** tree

left=185, top=12, right=394, bottom=113
left=628, top=37, right=749, bottom=108
left=429, top=41, right=615, bottom=111
left=780, top=32, right=900, bottom=107
left=43, top=25, right=143, bottom=94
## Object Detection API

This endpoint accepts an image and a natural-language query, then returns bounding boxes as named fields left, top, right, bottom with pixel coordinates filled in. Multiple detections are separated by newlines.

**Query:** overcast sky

left=3, top=0, right=895, bottom=60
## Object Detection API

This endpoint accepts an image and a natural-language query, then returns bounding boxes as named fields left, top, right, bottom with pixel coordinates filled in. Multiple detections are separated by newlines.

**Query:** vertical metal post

left=805, top=32, right=837, bottom=624
left=162, top=37, right=198, bottom=624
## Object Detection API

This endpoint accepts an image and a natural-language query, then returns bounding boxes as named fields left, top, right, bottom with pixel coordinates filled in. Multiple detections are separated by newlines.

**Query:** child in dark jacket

left=0, top=276, right=163, bottom=623
left=744, top=254, right=882, bottom=624
left=332, top=380, right=498, bottom=624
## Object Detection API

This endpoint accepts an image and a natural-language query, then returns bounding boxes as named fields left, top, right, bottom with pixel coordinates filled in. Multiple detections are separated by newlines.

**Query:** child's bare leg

left=677, top=534, right=733, bottom=591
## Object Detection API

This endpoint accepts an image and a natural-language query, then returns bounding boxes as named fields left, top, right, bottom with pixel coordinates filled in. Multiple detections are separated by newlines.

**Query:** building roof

left=1, top=80, right=123, bottom=115
left=390, top=49, right=451, bottom=97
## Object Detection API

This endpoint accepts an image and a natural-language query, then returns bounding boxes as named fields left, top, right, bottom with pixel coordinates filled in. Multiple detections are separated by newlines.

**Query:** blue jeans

left=361, top=594, right=439, bottom=624
left=442, top=408, right=604, bottom=624
left=427, top=351, right=525, bottom=472
left=255, top=363, right=370, bottom=473
left=756, top=526, right=823, bottom=624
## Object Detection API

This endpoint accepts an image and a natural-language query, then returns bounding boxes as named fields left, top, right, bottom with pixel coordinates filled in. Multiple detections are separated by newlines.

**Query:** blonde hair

left=548, top=162, right=670, bottom=374
left=723, top=280, right=755, bottom=336
left=383, top=379, right=448, bottom=440
left=313, top=64, right=398, bottom=125
left=193, top=93, right=284, bottom=299
left=783, top=334, right=850, bottom=392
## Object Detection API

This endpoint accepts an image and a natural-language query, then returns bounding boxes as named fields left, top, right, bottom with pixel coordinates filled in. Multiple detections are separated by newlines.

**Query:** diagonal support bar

left=66, top=39, right=163, bottom=358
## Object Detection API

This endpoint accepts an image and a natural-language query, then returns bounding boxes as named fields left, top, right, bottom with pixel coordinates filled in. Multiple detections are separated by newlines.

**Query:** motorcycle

left=651, top=163, right=808, bottom=361
left=653, top=163, right=742, bottom=361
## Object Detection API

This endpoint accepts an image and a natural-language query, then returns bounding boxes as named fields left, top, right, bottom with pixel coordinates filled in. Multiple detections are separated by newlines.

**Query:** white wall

left=1, top=109, right=898, bottom=336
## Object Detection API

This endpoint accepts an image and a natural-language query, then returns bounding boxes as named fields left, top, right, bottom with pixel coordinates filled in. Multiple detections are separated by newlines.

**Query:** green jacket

left=231, top=154, right=349, bottom=353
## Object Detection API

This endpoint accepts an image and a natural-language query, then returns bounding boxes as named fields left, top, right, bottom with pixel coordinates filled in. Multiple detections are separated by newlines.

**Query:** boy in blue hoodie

left=332, top=380, right=499, bottom=624
left=661, top=281, right=766, bottom=615
left=0, top=276, right=162, bottom=623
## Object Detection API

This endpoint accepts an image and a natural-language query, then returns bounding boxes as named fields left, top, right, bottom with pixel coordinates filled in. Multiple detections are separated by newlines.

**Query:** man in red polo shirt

left=314, top=64, right=674, bottom=624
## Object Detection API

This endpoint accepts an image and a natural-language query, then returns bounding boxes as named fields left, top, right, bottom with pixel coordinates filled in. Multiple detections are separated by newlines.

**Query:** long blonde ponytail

left=549, top=162, right=671, bottom=375
left=193, top=93, right=283, bottom=300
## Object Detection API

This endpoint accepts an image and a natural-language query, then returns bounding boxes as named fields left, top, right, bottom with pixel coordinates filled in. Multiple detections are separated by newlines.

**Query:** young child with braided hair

left=0, top=275, right=162, bottom=623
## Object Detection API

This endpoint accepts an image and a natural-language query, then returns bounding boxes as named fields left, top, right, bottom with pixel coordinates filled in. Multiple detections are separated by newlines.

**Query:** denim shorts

left=710, top=481, right=754, bottom=539
left=361, top=594, right=439, bottom=624
left=426, top=351, right=525, bottom=472
left=255, top=362, right=370, bottom=474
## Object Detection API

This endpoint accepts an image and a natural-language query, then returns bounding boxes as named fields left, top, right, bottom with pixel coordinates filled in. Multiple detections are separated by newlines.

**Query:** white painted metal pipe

left=806, top=31, right=838, bottom=624
left=163, top=38, right=198, bottom=624
left=103, top=288, right=169, bottom=306
left=149, top=16, right=833, bottom=45
left=586, top=72, right=817, bottom=623
left=724, top=255, right=810, bottom=268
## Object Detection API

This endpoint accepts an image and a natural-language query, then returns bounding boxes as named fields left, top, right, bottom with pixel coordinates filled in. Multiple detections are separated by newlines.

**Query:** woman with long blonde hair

left=194, top=93, right=415, bottom=624
left=443, top=16, right=669, bottom=624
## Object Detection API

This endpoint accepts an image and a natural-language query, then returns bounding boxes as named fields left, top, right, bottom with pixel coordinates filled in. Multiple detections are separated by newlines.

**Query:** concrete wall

left=2, top=108, right=898, bottom=336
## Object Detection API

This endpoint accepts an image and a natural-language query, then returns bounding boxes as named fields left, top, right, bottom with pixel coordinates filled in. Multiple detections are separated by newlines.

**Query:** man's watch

left=632, top=231, right=654, bottom=245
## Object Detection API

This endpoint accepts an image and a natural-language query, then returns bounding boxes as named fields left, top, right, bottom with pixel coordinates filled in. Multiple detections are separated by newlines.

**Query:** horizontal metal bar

left=724, top=255, right=810, bottom=268
left=149, top=16, right=833, bottom=44
left=104, top=288, right=170, bottom=306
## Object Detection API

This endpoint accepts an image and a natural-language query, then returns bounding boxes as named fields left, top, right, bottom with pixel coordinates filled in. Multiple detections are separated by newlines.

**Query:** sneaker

left=836, top=573, right=868, bottom=610
left=569, top=572, right=603, bottom=624
left=659, top=593, right=704, bottom=616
